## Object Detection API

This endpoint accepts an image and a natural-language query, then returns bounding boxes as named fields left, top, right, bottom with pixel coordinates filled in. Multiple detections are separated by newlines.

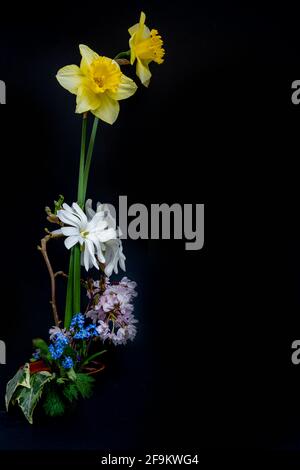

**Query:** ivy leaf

left=5, top=364, right=31, bottom=411
left=15, top=371, right=54, bottom=424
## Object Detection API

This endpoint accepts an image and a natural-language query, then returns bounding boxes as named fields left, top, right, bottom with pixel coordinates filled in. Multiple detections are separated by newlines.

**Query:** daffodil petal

left=79, top=44, right=99, bottom=76
left=129, top=12, right=150, bottom=40
left=129, top=36, right=136, bottom=65
left=75, top=85, right=101, bottom=114
left=128, top=22, right=140, bottom=37
left=108, top=74, right=137, bottom=100
left=136, top=59, right=152, bottom=87
left=79, top=44, right=99, bottom=67
left=56, top=65, right=84, bottom=95
left=92, top=94, right=120, bottom=125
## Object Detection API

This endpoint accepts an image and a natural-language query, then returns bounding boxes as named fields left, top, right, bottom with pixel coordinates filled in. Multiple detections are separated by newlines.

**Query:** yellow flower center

left=90, top=57, right=122, bottom=93
left=80, top=230, right=89, bottom=238
left=135, top=29, right=165, bottom=64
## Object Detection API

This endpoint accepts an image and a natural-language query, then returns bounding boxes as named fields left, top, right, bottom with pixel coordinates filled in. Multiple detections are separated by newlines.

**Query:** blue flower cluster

left=70, top=313, right=99, bottom=340
left=49, top=332, right=69, bottom=360
left=47, top=314, right=99, bottom=371
left=33, top=350, right=40, bottom=360
left=61, top=356, right=74, bottom=370
left=70, top=313, right=85, bottom=330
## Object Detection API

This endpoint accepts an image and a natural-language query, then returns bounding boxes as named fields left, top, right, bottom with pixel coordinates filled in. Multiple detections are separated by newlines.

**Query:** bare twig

left=54, top=270, right=68, bottom=279
left=38, top=233, right=64, bottom=327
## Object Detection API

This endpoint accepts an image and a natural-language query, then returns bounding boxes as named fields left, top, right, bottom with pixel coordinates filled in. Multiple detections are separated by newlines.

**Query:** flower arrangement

left=5, top=12, right=164, bottom=424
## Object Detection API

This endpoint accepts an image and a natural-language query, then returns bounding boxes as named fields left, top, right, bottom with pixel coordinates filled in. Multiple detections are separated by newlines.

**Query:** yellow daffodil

left=128, top=11, right=165, bottom=87
left=56, top=45, right=137, bottom=124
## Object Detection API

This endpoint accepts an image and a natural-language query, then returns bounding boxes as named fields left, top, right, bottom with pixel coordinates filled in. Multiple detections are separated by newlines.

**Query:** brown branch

left=54, top=270, right=67, bottom=279
left=38, top=233, right=63, bottom=327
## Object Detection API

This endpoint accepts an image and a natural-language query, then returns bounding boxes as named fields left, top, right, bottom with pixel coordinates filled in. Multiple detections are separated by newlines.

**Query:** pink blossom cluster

left=86, top=277, right=138, bottom=345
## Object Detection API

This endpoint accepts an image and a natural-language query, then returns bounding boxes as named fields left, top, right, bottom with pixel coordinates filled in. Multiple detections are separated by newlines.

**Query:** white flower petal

left=97, top=227, right=117, bottom=242
left=72, top=203, right=88, bottom=225
left=62, top=203, right=73, bottom=212
left=61, top=226, right=79, bottom=236
left=85, top=199, right=96, bottom=220
left=64, top=236, right=79, bottom=249
left=86, top=239, right=99, bottom=269
left=84, top=244, right=90, bottom=271
left=57, top=209, right=81, bottom=227
left=51, top=228, right=63, bottom=235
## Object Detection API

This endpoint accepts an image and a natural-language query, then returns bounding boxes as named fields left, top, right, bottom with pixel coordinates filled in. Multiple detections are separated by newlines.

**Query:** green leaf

left=82, top=117, right=99, bottom=200
left=73, top=244, right=81, bottom=315
left=43, top=386, right=66, bottom=417
left=63, top=382, right=79, bottom=402
left=75, top=373, right=95, bottom=399
left=32, top=338, right=49, bottom=355
left=15, top=371, right=54, bottom=424
left=80, top=350, right=107, bottom=367
left=5, top=364, right=31, bottom=411
left=54, top=194, right=64, bottom=214
left=66, top=368, right=77, bottom=382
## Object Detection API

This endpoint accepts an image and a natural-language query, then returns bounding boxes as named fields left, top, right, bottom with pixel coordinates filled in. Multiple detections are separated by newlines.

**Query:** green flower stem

left=77, top=114, right=88, bottom=207
left=64, top=114, right=88, bottom=328
left=72, top=244, right=81, bottom=316
left=114, top=50, right=131, bottom=60
left=64, top=248, right=74, bottom=328
left=82, top=117, right=99, bottom=201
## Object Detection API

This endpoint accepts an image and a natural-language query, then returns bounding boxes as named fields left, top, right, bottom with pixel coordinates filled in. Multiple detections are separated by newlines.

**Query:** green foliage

left=14, top=371, right=54, bottom=424
left=32, top=338, right=49, bottom=356
left=63, top=382, right=79, bottom=402
left=5, top=364, right=31, bottom=411
left=6, top=361, right=96, bottom=423
left=43, top=386, right=66, bottom=417
left=66, top=367, right=77, bottom=382
left=54, top=194, right=64, bottom=214
left=81, top=350, right=106, bottom=367
left=75, top=373, right=95, bottom=399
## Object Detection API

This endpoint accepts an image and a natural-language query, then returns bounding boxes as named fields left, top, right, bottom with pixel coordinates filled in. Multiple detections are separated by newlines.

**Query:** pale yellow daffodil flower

left=56, top=45, right=137, bottom=125
left=128, top=11, right=165, bottom=87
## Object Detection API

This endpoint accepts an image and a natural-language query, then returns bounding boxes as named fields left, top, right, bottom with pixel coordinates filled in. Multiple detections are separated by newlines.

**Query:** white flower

left=55, top=202, right=117, bottom=271
left=85, top=199, right=126, bottom=277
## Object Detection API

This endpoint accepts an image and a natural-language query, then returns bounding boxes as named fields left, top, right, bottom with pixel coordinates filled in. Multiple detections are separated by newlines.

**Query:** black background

left=1, top=0, right=300, bottom=465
